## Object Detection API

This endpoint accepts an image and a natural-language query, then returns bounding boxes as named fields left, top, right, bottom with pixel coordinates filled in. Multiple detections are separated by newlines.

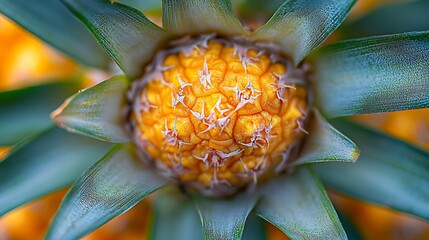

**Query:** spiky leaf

left=313, top=31, right=429, bottom=118
left=256, top=167, right=346, bottom=239
left=195, top=191, right=258, bottom=240
left=62, top=0, right=169, bottom=79
left=252, top=0, right=356, bottom=64
left=150, top=187, right=203, bottom=240
left=0, top=81, right=79, bottom=145
left=316, top=119, right=429, bottom=220
left=293, top=111, right=359, bottom=166
left=47, top=144, right=167, bottom=240
left=52, top=76, right=130, bottom=143
left=0, top=128, right=110, bottom=216
left=162, top=0, right=244, bottom=35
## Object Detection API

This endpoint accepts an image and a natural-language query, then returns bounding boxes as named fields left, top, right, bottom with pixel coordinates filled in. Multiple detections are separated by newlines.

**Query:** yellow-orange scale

left=129, top=36, right=309, bottom=196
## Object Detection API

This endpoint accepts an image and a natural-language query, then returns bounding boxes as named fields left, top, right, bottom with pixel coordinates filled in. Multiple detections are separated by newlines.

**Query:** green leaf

left=251, top=0, right=356, bottom=64
left=62, top=0, right=170, bottom=79
left=162, top=0, right=244, bottom=35
left=47, top=144, right=167, bottom=240
left=313, top=31, right=429, bottom=118
left=242, top=214, right=267, bottom=240
left=194, top=191, right=259, bottom=240
left=256, top=167, right=347, bottom=240
left=150, top=187, right=203, bottom=240
left=119, top=0, right=161, bottom=14
left=293, top=111, right=359, bottom=165
left=0, top=0, right=109, bottom=68
left=0, top=127, right=110, bottom=216
left=52, top=76, right=130, bottom=143
left=340, top=0, right=429, bottom=39
left=316, top=119, right=429, bottom=220
left=0, top=81, right=79, bottom=145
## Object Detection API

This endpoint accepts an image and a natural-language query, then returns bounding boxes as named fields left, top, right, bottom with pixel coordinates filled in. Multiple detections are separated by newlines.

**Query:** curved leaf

left=162, top=0, right=244, bottom=35
left=194, top=191, right=259, bottom=240
left=0, top=127, right=110, bottom=216
left=62, top=0, right=170, bottom=79
left=47, top=144, right=167, bottom=240
left=150, top=188, right=203, bottom=240
left=256, top=167, right=347, bottom=240
left=0, top=81, right=79, bottom=145
left=52, top=76, right=130, bottom=143
left=316, top=119, right=429, bottom=220
left=293, top=111, right=359, bottom=165
left=0, top=0, right=109, bottom=68
left=313, top=31, right=429, bottom=118
left=252, top=0, right=356, bottom=64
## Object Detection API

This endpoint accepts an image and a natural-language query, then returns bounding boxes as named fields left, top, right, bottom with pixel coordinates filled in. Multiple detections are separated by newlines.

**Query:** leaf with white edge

left=194, top=191, right=259, bottom=240
left=150, top=187, right=203, bottom=240
left=252, top=0, right=356, bottom=64
left=0, top=127, right=111, bottom=216
left=256, top=167, right=347, bottom=240
left=316, top=119, right=429, bottom=220
left=62, top=0, right=170, bottom=79
left=47, top=144, right=167, bottom=240
left=0, top=0, right=109, bottom=68
left=293, top=111, right=359, bottom=166
left=0, top=81, right=79, bottom=145
left=313, top=31, right=429, bottom=118
left=52, top=76, right=130, bottom=143
left=162, top=0, right=244, bottom=35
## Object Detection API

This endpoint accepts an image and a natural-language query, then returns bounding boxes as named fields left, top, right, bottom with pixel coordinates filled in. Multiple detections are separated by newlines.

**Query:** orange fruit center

left=129, top=35, right=309, bottom=196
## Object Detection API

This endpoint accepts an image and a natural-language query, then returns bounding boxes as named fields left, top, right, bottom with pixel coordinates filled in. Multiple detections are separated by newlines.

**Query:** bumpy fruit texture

left=130, top=36, right=308, bottom=195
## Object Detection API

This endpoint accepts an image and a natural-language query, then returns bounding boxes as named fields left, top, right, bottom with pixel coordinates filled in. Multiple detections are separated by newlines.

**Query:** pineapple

left=0, top=0, right=428, bottom=239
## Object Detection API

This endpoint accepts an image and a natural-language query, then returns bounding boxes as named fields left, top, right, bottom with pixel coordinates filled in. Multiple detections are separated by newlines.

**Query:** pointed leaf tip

left=52, top=76, right=130, bottom=143
left=316, top=119, right=429, bottom=221
left=293, top=111, right=360, bottom=166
